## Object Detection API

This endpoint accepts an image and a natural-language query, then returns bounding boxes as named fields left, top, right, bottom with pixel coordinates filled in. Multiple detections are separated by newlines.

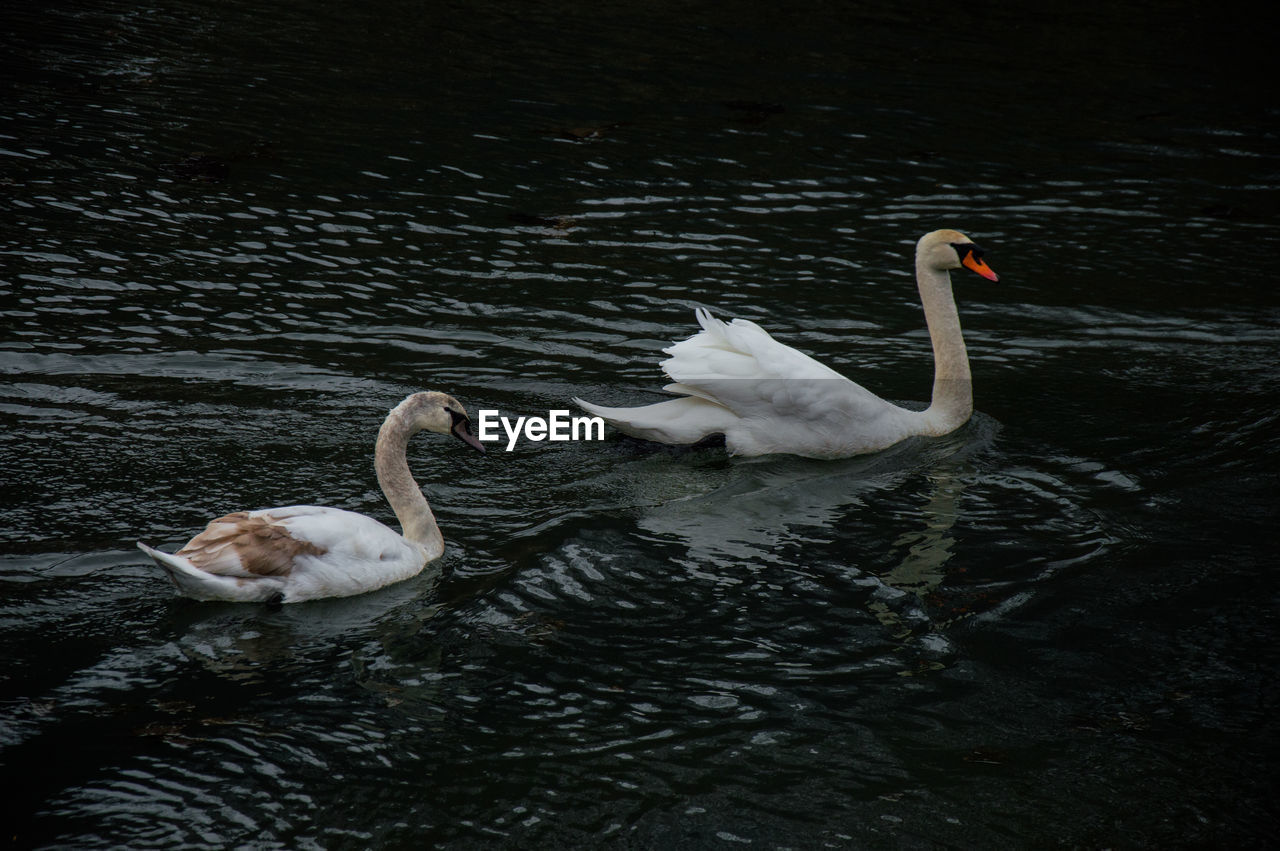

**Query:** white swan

left=137, top=391, right=485, bottom=604
left=575, top=229, right=999, bottom=459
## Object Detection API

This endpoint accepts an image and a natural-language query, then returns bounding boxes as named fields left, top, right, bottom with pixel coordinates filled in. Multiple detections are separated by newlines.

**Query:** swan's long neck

left=374, top=409, right=443, bottom=561
left=916, top=258, right=973, bottom=434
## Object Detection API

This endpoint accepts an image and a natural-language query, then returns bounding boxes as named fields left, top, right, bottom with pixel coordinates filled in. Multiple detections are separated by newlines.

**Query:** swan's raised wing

left=661, top=308, right=846, bottom=384
left=574, top=308, right=921, bottom=457
left=658, top=308, right=900, bottom=423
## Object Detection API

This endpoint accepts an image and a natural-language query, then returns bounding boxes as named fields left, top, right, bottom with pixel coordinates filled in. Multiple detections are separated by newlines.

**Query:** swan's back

left=142, top=506, right=428, bottom=603
left=579, top=308, right=922, bottom=458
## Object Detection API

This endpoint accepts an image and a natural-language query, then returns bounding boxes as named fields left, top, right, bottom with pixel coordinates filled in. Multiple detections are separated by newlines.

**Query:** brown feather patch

left=178, top=511, right=327, bottom=577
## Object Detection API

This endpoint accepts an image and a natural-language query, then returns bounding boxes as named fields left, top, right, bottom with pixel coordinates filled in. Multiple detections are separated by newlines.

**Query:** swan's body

left=138, top=391, right=485, bottom=604
left=575, top=229, right=998, bottom=459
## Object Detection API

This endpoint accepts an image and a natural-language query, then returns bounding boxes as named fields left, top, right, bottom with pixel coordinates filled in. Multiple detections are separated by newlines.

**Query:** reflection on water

left=3, top=0, right=1278, bottom=846
left=873, top=463, right=967, bottom=640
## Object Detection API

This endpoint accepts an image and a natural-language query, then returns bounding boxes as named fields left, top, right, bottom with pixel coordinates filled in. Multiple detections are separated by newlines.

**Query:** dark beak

left=450, top=412, right=486, bottom=453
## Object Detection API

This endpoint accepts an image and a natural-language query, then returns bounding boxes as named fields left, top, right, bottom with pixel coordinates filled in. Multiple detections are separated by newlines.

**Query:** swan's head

left=917, top=229, right=999, bottom=281
left=396, top=391, right=486, bottom=452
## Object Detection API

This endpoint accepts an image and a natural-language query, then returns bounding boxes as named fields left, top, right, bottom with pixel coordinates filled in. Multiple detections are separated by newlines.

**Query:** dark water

left=2, top=0, right=1277, bottom=846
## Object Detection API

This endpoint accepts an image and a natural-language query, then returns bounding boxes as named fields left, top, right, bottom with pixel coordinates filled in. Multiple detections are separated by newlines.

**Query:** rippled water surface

left=3, top=0, right=1277, bottom=847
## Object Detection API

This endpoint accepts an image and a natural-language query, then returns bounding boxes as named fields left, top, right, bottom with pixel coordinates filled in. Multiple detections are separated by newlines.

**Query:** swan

left=137, top=391, right=486, bottom=604
left=574, top=229, right=999, bottom=459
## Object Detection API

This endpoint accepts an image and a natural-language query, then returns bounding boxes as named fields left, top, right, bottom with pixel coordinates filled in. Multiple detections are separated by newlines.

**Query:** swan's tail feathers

left=573, top=396, right=737, bottom=446
left=137, top=541, right=252, bottom=601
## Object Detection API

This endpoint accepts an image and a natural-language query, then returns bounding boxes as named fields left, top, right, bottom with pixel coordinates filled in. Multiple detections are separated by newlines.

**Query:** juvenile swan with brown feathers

left=574, top=230, right=999, bottom=459
left=138, top=391, right=485, bottom=604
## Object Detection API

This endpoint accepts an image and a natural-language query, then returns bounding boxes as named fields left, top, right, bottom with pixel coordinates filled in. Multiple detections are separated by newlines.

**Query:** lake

left=2, top=0, right=1276, bottom=846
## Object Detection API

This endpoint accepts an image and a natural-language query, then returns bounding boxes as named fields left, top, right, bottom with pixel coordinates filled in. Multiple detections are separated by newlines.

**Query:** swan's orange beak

left=962, top=251, right=999, bottom=282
